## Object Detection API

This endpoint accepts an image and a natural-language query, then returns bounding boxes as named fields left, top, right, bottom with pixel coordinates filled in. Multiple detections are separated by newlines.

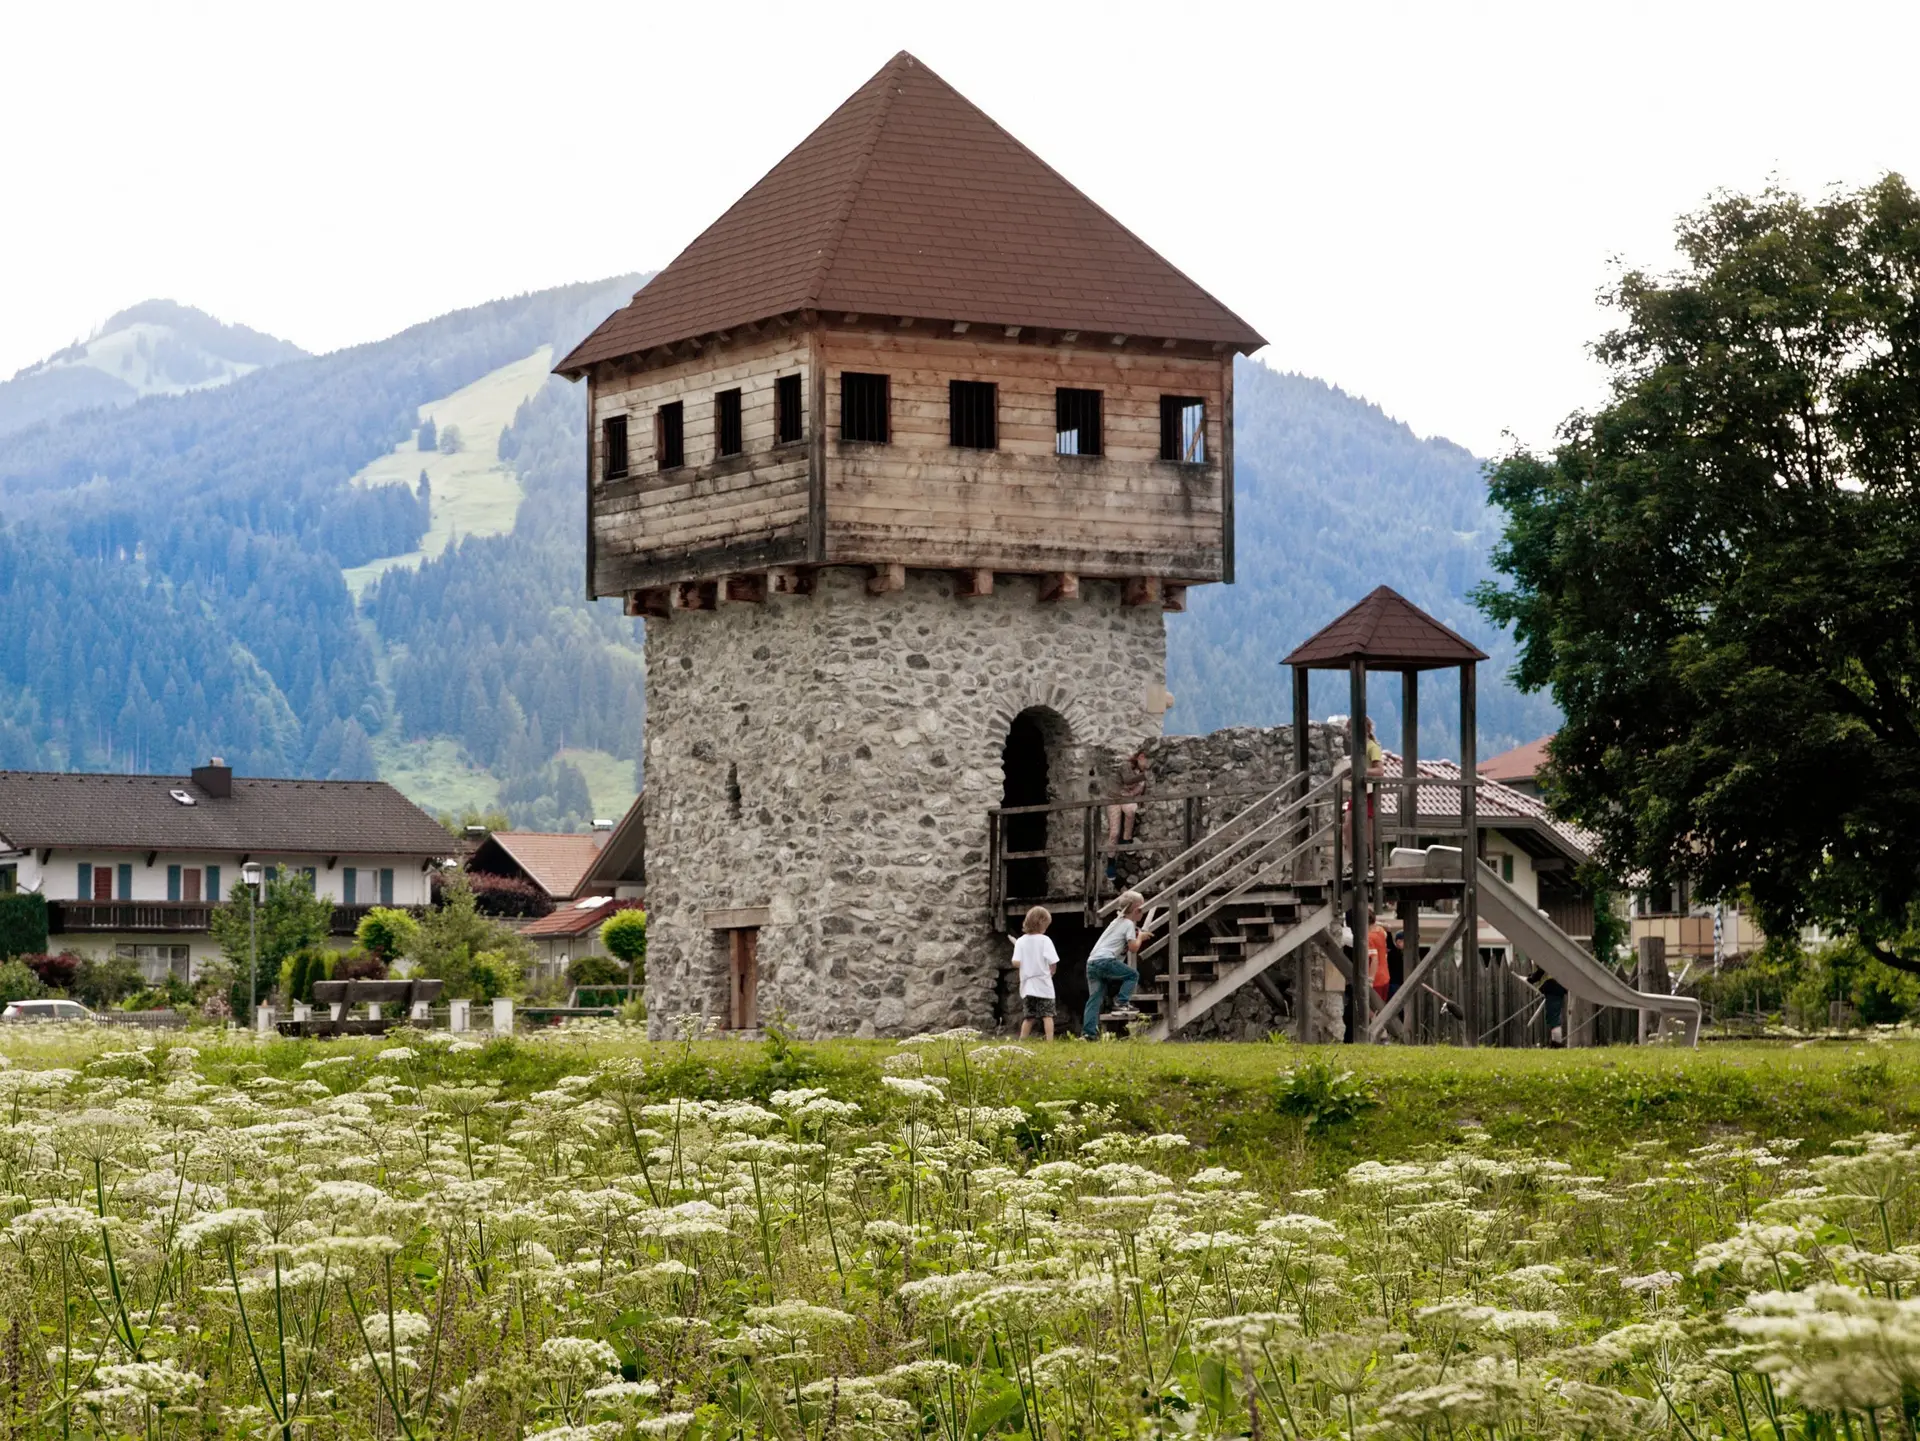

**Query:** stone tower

left=556, top=52, right=1264, bottom=1037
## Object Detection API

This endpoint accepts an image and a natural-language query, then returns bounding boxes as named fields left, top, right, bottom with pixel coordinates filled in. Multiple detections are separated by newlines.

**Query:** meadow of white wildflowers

left=1, top=1025, right=1917, bottom=1441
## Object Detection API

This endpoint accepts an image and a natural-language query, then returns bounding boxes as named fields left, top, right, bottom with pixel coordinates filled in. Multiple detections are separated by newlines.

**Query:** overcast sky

left=4, top=0, right=1915, bottom=455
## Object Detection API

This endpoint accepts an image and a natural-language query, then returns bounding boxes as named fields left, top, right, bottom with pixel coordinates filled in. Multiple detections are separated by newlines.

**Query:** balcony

left=50, top=901, right=413, bottom=937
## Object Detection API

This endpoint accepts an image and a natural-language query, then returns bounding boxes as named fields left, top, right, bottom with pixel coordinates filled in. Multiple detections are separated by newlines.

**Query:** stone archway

left=1000, top=705, right=1074, bottom=902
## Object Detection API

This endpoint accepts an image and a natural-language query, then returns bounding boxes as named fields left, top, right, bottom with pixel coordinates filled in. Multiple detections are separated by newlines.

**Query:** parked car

left=1, top=999, right=95, bottom=1023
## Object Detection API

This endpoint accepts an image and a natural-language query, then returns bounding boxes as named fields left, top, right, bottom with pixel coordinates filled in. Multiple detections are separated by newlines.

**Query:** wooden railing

left=52, top=900, right=414, bottom=936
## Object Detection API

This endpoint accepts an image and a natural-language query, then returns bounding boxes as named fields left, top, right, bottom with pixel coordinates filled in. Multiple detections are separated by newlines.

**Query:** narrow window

left=602, top=415, right=629, bottom=480
left=1501, top=854, right=1515, bottom=883
left=1159, top=396, right=1207, bottom=463
left=656, top=402, right=685, bottom=470
left=343, top=867, right=357, bottom=906
left=379, top=868, right=395, bottom=905
left=715, top=388, right=744, bottom=457
left=182, top=868, right=202, bottom=903
left=1056, top=388, right=1103, bottom=456
left=840, top=372, right=889, bottom=443
left=949, top=380, right=997, bottom=449
left=775, top=373, right=804, bottom=444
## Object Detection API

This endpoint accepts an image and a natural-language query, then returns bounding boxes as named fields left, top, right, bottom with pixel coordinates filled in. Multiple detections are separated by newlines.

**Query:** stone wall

left=640, top=567, right=1168, bottom=1038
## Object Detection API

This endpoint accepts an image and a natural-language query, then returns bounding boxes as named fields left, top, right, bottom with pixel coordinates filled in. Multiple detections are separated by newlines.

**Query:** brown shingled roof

left=0, top=770, right=453, bottom=856
left=557, top=51, right=1265, bottom=374
left=1283, top=586, right=1489, bottom=671
left=520, top=898, right=642, bottom=939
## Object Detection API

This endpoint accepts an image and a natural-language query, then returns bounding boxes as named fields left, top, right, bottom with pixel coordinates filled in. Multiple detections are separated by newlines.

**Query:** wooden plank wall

left=820, top=330, right=1228, bottom=580
left=589, top=335, right=813, bottom=593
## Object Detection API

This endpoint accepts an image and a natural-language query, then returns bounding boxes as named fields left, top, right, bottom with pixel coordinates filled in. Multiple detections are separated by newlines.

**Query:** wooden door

left=728, top=928, right=759, bottom=1030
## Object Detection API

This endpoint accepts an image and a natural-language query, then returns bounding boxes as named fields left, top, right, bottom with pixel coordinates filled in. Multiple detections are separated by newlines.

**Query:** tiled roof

left=520, top=897, right=642, bottom=939
left=0, top=770, right=452, bottom=856
left=472, top=832, right=608, bottom=900
left=557, top=52, right=1265, bottom=374
left=1479, top=734, right=1553, bottom=784
left=1284, top=586, right=1489, bottom=671
left=1374, top=752, right=1593, bottom=864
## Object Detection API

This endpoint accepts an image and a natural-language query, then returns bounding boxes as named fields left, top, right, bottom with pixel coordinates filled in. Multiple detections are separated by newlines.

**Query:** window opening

left=656, top=402, right=685, bottom=470
left=950, top=380, right=998, bottom=449
left=1055, top=388, right=1103, bottom=456
left=1501, top=853, right=1514, bottom=883
left=775, top=373, right=804, bottom=444
left=1159, top=396, right=1207, bottom=463
left=603, top=415, right=629, bottom=480
left=726, top=762, right=742, bottom=820
left=715, top=389, right=744, bottom=457
left=840, top=372, right=889, bottom=443
left=0, top=864, right=14, bottom=895
left=727, top=927, right=760, bottom=1029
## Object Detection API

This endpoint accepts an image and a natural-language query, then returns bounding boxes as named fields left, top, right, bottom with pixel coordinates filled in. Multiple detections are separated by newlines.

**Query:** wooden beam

left=673, top=581, right=718, bottom=612
left=1162, top=583, right=1188, bottom=613
left=1123, top=576, right=1162, bottom=608
left=1039, top=572, right=1080, bottom=603
left=867, top=562, right=906, bottom=595
left=723, top=574, right=767, bottom=605
left=767, top=566, right=814, bottom=596
left=627, top=588, right=671, bottom=620
left=954, top=568, right=994, bottom=598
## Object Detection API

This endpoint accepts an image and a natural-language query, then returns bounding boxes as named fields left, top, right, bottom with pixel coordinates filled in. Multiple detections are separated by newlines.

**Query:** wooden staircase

left=1099, top=772, right=1341, bottom=1040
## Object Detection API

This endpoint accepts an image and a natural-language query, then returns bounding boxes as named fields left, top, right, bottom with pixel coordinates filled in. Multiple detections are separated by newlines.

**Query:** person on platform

left=1014, top=905, right=1060, bottom=1041
left=1106, top=750, right=1150, bottom=882
left=1083, top=890, right=1153, bottom=1039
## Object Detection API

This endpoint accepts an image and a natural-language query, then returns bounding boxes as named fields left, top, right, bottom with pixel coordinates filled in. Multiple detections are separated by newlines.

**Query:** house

left=1478, top=735, right=1553, bottom=799
left=464, top=831, right=609, bottom=912
left=0, top=759, right=453, bottom=983
left=520, top=897, right=645, bottom=982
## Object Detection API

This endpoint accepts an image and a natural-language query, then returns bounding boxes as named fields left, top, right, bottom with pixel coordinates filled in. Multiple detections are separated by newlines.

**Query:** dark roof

left=1283, top=586, right=1489, bottom=671
left=1480, top=735, right=1553, bottom=784
left=468, top=832, right=608, bottom=900
left=0, top=770, right=453, bottom=856
left=557, top=51, right=1265, bottom=374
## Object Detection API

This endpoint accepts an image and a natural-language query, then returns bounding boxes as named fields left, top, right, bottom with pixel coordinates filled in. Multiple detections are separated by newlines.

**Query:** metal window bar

left=949, top=380, right=997, bottom=449
left=776, top=373, right=804, bottom=444
left=603, top=415, right=629, bottom=480
left=715, top=389, right=744, bottom=457
left=1055, top=387, right=1102, bottom=456
left=1159, top=395, right=1206, bottom=462
left=841, top=372, right=889, bottom=443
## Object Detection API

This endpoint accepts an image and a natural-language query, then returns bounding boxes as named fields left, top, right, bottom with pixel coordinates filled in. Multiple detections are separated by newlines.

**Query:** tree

left=407, top=874, right=530, bottom=999
left=438, top=424, right=462, bottom=455
left=600, top=907, right=647, bottom=989
left=1476, top=175, right=1920, bottom=973
left=418, top=416, right=437, bottom=452
left=0, top=959, right=46, bottom=1004
left=356, top=906, right=420, bottom=966
left=209, top=872, right=335, bottom=1010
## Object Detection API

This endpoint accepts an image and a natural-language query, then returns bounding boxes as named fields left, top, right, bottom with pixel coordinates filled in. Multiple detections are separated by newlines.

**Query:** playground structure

left=990, top=587, right=1701, bottom=1046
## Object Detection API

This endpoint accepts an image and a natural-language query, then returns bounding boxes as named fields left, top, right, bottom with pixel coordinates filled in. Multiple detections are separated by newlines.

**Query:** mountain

left=0, top=300, right=308, bottom=437
left=0, top=281, right=1552, bottom=828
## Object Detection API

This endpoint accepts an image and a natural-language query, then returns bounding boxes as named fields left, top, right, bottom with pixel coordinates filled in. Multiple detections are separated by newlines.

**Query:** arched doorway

left=1001, top=707, right=1070, bottom=901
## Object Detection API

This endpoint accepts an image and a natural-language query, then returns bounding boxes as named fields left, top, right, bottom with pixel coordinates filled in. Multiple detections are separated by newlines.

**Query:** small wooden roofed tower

left=555, top=50, right=1266, bottom=611
left=1283, top=586, right=1488, bottom=1042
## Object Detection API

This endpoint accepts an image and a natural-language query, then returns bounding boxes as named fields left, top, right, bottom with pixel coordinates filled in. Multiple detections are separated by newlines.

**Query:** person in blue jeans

left=1083, top=890, right=1154, bottom=1039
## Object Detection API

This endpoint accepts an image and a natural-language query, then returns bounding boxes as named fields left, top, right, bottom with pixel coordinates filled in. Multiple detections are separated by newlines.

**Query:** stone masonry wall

left=641, top=567, right=1168, bottom=1038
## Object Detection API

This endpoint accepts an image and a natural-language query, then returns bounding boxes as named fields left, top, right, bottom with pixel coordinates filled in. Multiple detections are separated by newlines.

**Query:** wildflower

left=880, top=1076, right=947, bottom=1103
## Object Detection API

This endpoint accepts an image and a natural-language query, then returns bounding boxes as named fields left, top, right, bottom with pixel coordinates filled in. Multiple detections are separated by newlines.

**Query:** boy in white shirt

left=1013, top=905, right=1060, bottom=1040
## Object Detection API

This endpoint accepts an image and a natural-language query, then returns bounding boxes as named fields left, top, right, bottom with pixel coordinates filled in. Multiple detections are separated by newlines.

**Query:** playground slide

left=1474, top=866, right=1702, bottom=1046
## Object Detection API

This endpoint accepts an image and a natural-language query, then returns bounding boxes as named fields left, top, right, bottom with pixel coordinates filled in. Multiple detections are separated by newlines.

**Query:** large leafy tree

left=1477, top=176, right=1920, bottom=972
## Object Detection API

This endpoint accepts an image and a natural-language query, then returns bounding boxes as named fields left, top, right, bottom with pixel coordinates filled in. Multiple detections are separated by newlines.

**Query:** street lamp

left=240, top=863, right=264, bottom=1028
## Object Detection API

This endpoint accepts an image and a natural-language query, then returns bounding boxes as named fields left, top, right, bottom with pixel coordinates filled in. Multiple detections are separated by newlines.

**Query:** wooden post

left=1166, top=896, right=1182, bottom=1035
left=1636, top=935, right=1670, bottom=1043
left=1293, top=665, right=1315, bottom=1040
left=1349, top=660, right=1372, bottom=1042
left=1459, top=661, right=1479, bottom=1046
left=1400, top=670, right=1420, bottom=1010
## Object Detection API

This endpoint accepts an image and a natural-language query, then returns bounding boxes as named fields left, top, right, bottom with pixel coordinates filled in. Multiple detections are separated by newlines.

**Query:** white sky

left=4, top=0, right=1916, bottom=456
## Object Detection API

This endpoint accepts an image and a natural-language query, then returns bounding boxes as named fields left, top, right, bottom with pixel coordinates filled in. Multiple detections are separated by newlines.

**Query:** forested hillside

left=0, top=280, right=1553, bottom=827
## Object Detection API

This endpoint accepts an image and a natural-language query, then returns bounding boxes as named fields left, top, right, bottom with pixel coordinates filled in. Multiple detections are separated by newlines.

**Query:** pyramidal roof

left=1283, top=586, right=1489, bottom=671
left=557, top=52, right=1265, bottom=375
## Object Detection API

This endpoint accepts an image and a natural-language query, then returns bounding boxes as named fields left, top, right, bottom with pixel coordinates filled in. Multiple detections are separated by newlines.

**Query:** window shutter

left=117, top=864, right=132, bottom=901
left=77, top=863, right=92, bottom=899
left=167, top=865, right=181, bottom=902
left=207, top=866, right=221, bottom=903
left=379, top=868, right=394, bottom=905
left=343, top=868, right=357, bottom=906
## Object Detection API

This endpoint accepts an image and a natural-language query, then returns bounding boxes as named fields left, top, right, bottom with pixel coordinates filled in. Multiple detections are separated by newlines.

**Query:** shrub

left=465, top=871, right=553, bottom=919
left=20, top=951, right=82, bottom=992
left=1274, top=1057, right=1379, bottom=1135
left=601, top=907, right=647, bottom=988
left=72, top=955, right=143, bottom=1010
left=567, top=955, right=623, bottom=987
left=0, top=893, right=48, bottom=959
left=333, top=952, right=388, bottom=982
left=0, top=958, right=47, bottom=1003
left=356, top=908, right=419, bottom=965
left=467, top=949, right=519, bottom=1003
left=285, top=946, right=333, bottom=1004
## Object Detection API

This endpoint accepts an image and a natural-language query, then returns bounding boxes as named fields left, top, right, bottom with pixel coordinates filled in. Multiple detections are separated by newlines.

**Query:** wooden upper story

left=559, top=53, right=1263, bottom=610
